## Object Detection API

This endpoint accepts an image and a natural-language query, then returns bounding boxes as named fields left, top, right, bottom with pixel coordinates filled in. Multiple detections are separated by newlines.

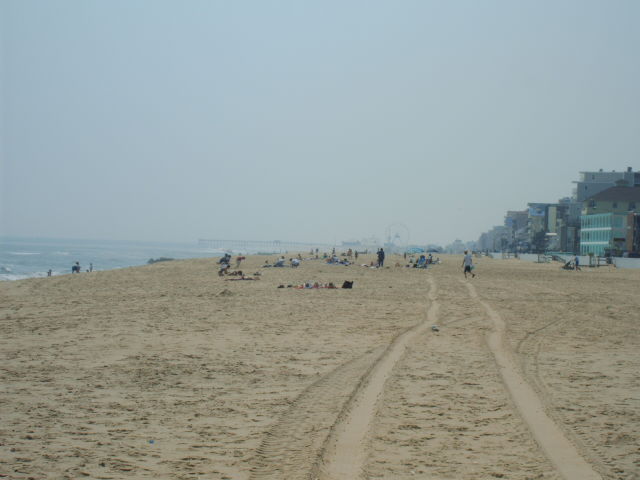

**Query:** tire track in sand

left=317, top=276, right=439, bottom=480
left=516, top=317, right=615, bottom=478
left=463, top=281, right=601, bottom=480
left=250, top=346, right=386, bottom=480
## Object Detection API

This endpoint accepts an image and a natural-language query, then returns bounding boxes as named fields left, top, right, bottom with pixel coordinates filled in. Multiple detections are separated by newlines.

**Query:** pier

left=198, top=238, right=334, bottom=253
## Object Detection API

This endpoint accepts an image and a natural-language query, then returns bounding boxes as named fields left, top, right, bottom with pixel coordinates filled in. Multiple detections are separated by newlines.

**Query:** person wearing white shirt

left=462, top=250, right=475, bottom=278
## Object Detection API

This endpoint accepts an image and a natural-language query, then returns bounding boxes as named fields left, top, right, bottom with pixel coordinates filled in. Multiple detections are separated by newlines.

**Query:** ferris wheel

left=384, top=223, right=410, bottom=250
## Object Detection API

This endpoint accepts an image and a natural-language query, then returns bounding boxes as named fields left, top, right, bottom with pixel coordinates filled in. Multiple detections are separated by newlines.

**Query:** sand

left=0, top=253, right=638, bottom=479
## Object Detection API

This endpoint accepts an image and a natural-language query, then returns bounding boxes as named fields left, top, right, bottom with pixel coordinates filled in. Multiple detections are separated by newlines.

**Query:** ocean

left=0, top=237, right=224, bottom=281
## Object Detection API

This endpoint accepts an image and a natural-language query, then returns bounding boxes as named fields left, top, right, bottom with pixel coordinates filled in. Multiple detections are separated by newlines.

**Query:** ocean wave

left=1, top=273, right=38, bottom=281
left=8, top=251, right=41, bottom=256
left=0, top=271, right=60, bottom=281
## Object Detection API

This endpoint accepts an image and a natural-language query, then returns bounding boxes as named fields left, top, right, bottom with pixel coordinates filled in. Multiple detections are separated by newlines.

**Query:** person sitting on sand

left=274, top=256, right=286, bottom=267
left=291, top=258, right=300, bottom=267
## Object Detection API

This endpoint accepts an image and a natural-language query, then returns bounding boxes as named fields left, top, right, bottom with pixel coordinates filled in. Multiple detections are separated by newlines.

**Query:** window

left=630, top=202, right=637, bottom=210
left=589, top=200, right=596, bottom=208
left=613, top=202, right=618, bottom=208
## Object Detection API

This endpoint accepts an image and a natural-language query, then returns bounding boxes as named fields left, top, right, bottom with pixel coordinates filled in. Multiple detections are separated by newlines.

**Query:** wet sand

left=0, top=254, right=638, bottom=479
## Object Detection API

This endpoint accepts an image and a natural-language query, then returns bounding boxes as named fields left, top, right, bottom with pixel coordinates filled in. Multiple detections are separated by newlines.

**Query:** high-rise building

left=504, top=210, right=528, bottom=251
left=573, top=167, right=639, bottom=202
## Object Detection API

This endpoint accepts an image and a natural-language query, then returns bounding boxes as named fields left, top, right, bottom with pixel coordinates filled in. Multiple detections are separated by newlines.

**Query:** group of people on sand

left=277, top=280, right=353, bottom=289
left=71, top=261, right=93, bottom=274
left=218, top=250, right=479, bottom=281
left=326, top=255, right=351, bottom=265
left=218, top=255, right=260, bottom=280
left=344, top=248, right=359, bottom=259
left=218, top=254, right=250, bottom=277
left=261, top=255, right=304, bottom=268
left=401, top=253, right=439, bottom=269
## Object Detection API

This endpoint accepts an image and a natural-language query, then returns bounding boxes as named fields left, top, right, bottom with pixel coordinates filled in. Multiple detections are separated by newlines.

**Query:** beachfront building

left=477, top=226, right=509, bottom=252
left=580, top=186, right=640, bottom=256
left=572, top=167, right=640, bottom=202
left=445, top=238, right=469, bottom=254
left=582, top=186, right=640, bottom=216
left=504, top=210, right=529, bottom=252
left=526, top=203, right=554, bottom=252
left=580, top=214, right=627, bottom=256
left=548, top=198, right=582, bottom=253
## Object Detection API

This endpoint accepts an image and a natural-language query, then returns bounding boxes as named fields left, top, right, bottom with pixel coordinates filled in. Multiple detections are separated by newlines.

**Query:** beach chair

left=416, top=256, right=427, bottom=269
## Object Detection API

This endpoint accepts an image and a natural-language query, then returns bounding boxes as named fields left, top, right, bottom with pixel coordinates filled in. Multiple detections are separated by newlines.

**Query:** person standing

left=574, top=254, right=581, bottom=271
left=377, top=248, right=385, bottom=268
left=462, top=250, right=475, bottom=278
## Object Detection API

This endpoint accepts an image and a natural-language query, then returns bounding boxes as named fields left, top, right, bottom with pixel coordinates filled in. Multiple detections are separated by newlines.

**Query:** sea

left=0, top=237, right=227, bottom=281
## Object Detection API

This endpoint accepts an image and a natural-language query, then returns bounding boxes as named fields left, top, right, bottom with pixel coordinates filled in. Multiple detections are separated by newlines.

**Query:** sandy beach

left=0, top=253, right=638, bottom=479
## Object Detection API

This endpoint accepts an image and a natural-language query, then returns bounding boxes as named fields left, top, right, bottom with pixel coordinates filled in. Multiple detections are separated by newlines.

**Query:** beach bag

left=341, top=281, right=353, bottom=289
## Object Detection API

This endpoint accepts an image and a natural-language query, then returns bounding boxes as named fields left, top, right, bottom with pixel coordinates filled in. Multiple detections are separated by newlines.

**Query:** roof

left=587, top=186, right=640, bottom=202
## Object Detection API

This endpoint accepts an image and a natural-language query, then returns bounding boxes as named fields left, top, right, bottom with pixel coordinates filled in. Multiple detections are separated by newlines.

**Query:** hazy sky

left=2, top=0, right=639, bottom=246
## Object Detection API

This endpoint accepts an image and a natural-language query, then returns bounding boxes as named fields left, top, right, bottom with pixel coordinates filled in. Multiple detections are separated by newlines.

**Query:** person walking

left=574, top=254, right=581, bottom=271
left=462, top=250, right=475, bottom=278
